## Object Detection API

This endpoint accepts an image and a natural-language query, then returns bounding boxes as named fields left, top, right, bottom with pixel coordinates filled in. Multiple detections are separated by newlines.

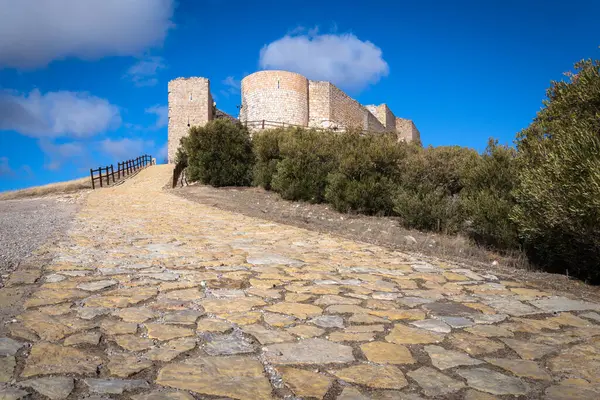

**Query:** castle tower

left=240, top=70, right=309, bottom=128
left=167, top=77, right=212, bottom=163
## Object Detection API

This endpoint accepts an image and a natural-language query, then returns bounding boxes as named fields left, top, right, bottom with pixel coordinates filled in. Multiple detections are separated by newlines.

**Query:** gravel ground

left=0, top=196, right=79, bottom=279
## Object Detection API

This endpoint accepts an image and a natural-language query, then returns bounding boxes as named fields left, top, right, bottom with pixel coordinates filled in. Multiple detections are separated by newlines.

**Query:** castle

left=168, top=70, right=420, bottom=163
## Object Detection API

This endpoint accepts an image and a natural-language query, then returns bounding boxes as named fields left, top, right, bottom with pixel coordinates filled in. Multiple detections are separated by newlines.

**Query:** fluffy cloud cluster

left=259, top=31, right=389, bottom=91
left=0, top=89, right=121, bottom=138
left=0, top=0, right=174, bottom=69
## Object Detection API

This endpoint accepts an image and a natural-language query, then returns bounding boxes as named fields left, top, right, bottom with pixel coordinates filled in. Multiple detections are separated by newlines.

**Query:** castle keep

left=168, top=70, right=420, bottom=163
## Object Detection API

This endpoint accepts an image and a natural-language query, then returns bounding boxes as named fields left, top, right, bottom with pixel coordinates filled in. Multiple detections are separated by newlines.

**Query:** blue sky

left=0, top=0, right=598, bottom=191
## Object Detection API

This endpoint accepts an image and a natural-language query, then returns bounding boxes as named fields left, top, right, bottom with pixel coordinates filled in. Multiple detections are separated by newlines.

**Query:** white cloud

left=0, top=157, right=14, bottom=177
left=0, top=89, right=121, bottom=138
left=145, top=105, right=168, bottom=129
left=259, top=31, right=389, bottom=91
left=125, top=56, right=167, bottom=87
left=223, top=76, right=241, bottom=90
left=38, top=140, right=87, bottom=170
left=99, top=138, right=153, bottom=161
left=0, top=0, right=175, bottom=69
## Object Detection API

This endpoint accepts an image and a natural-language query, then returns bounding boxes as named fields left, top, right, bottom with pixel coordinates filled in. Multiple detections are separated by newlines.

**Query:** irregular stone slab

left=456, top=367, right=528, bottom=396
left=329, top=364, right=407, bottom=389
left=131, top=391, right=196, bottom=400
left=360, top=342, right=415, bottom=364
left=547, top=341, right=600, bottom=382
left=141, top=272, right=180, bottom=281
left=530, top=296, right=600, bottom=312
left=424, top=345, right=483, bottom=369
left=410, top=319, right=451, bottom=333
left=328, top=331, right=375, bottom=342
left=114, top=334, right=154, bottom=351
left=146, top=337, right=196, bottom=362
left=337, top=386, right=370, bottom=400
left=19, top=376, right=74, bottom=399
left=397, top=296, right=435, bottom=307
left=287, top=325, right=324, bottom=338
left=108, top=353, right=153, bottom=377
left=580, top=312, right=600, bottom=323
left=0, top=387, right=29, bottom=400
left=347, top=325, right=385, bottom=333
left=482, top=298, right=539, bottom=316
left=263, top=312, right=297, bottom=327
left=163, top=310, right=204, bottom=325
left=200, top=297, right=265, bottom=314
left=84, top=287, right=157, bottom=308
left=196, top=318, right=233, bottom=333
left=464, top=389, right=499, bottom=400
left=100, top=319, right=138, bottom=335
left=314, top=295, right=362, bottom=306
left=45, top=274, right=66, bottom=283
left=544, top=381, right=600, bottom=400
left=114, top=307, right=157, bottom=323
left=0, top=356, right=16, bottom=382
left=369, top=308, right=425, bottom=321
left=265, top=302, right=322, bottom=319
left=385, top=324, right=444, bottom=344
left=424, top=301, right=477, bottom=316
left=158, top=288, right=203, bottom=302
left=77, top=307, right=111, bottom=320
left=465, top=324, right=514, bottom=338
left=349, top=314, right=387, bottom=324
left=77, top=280, right=118, bottom=291
left=470, top=313, right=508, bottom=325
left=146, top=323, right=194, bottom=341
left=203, top=331, right=256, bottom=355
left=247, top=254, right=303, bottom=265
left=246, top=287, right=281, bottom=299
left=485, top=357, right=551, bottom=380
left=450, top=333, right=505, bottom=356
left=24, top=289, right=88, bottom=308
left=84, top=378, right=149, bottom=394
left=437, top=316, right=474, bottom=328
left=0, top=338, right=23, bottom=356
left=18, top=311, right=74, bottom=341
left=64, top=331, right=101, bottom=346
left=500, top=338, right=555, bottom=360
left=157, top=355, right=273, bottom=400
left=264, top=338, right=354, bottom=364
left=223, top=311, right=262, bottom=325
left=242, top=324, right=294, bottom=344
left=21, top=342, right=103, bottom=377
left=310, top=315, right=344, bottom=328
left=7, top=269, right=41, bottom=286
left=278, top=367, right=333, bottom=398
left=407, top=367, right=465, bottom=397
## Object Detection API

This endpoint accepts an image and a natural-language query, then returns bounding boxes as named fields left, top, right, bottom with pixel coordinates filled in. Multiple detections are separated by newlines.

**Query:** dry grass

left=0, top=177, right=92, bottom=201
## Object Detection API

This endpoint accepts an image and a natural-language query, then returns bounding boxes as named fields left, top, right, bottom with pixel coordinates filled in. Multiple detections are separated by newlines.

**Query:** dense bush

left=512, top=58, right=600, bottom=281
left=182, top=119, right=254, bottom=187
left=252, top=128, right=284, bottom=190
left=270, top=128, right=337, bottom=203
left=325, top=132, right=407, bottom=215
left=393, top=145, right=478, bottom=234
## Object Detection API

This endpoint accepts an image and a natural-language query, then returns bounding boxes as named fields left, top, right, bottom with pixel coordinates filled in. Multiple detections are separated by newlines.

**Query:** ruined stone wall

left=396, top=118, right=421, bottom=142
left=366, top=104, right=396, bottom=132
left=167, top=77, right=212, bottom=163
left=307, top=81, right=332, bottom=128
left=241, top=71, right=308, bottom=126
left=365, top=109, right=386, bottom=132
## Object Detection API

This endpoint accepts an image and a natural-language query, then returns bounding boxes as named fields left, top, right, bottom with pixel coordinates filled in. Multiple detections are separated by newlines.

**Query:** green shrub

left=325, top=132, right=406, bottom=215
left=393, top=145, right=477, bottom=234
left=460, top=139, right=519, bottom=249
left=271, top=128, right=337, bottom=202
left=252, top=128, right=284, bottom=190
left=512, top=58, right=600, bottom=282
left=182, top=119, right=254, bottom=187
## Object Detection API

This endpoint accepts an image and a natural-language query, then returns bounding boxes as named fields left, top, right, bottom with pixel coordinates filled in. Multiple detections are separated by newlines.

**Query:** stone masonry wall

left=396, top=118, right=421, bottom=142
left=241, top=71, right=308, bottom=127
left=167, top=77, right=212, bottom=163
left=307, top=81, right=332, bottom=128
left=366, top=104, right=396, bottom=132
left=329, top=84, right=385, bottom=131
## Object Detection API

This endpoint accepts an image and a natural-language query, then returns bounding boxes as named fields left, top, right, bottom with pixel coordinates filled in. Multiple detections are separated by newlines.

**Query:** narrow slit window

left=189, top=93, right=193, bottom=101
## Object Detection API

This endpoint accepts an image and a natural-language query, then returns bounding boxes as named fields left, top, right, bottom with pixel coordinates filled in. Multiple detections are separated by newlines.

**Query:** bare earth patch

left=173, top=184, right=600, bottom=301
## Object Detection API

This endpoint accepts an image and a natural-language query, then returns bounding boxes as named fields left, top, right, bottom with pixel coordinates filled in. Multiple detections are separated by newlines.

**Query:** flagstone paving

left=1, top=164, right=600, bottom=399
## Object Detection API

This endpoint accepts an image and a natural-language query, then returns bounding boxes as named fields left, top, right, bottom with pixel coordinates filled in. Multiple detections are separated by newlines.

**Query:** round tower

left=240, top=70, right=308, bottom=127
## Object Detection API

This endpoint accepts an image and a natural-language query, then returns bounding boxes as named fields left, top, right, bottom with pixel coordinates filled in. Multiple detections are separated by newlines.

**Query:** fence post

left=110, top=165, right=114, bottom=183
left=117, top=163, right=121, bottom=179
left=90, top=168, right=95, bottom=190
left=105, top=166, right=110, bottom=186
left=262, top=120, right=265, bottom=129
left=99, top=167, right=103, bottom=188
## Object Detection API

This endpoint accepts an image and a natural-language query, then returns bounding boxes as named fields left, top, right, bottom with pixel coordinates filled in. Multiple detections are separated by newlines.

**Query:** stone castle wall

left=168, top=71, right=421, bottom=163
left=167, top=77, right=212, bottom=163
left=241, top=71, right=308, bottom=126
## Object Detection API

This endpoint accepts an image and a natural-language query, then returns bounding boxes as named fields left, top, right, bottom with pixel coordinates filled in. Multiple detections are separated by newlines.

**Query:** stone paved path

left=1, top=165, right=600, bottom=399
